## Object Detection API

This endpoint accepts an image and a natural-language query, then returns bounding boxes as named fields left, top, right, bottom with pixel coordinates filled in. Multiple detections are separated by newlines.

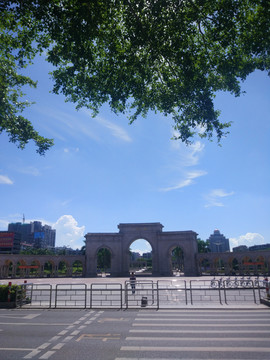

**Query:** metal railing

left=15, top=279, right=269, bottom=309
left=90, top=283, right=123, bottom=309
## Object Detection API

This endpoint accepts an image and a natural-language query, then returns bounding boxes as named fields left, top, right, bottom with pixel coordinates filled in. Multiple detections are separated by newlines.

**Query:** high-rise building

left=207, top=229, right=230, bottom=253
left=0, top=231, right=21, bottom=253
left=8, top=221, right=56, bottom=249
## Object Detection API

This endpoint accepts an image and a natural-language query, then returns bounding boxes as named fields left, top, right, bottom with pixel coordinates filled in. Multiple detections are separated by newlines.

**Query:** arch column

left=85, top=253, right=97, bottom=277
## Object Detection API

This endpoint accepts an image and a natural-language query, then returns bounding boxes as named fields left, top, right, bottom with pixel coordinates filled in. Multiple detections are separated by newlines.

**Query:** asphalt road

left=0, top=308, right=270, bottom=360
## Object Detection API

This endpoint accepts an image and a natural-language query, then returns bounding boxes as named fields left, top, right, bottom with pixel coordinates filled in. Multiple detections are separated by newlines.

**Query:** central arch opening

left=129, top=239, right=152, bottom=276
left=170, top=246, right=185, bottom=276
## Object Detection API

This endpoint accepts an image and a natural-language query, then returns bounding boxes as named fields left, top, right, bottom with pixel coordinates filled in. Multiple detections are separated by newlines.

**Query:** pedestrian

left=130, top=272, right=136, bottom=294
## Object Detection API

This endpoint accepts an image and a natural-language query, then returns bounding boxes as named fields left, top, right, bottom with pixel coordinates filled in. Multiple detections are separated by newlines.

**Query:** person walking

left=130, top=272, right=136, bottom=294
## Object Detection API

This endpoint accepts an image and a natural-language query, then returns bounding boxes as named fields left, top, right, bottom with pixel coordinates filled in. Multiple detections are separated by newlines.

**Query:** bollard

left=8, top=282, right=12, bottom=302
left=263, top=277, right=269, bottom=298
left=141, top=296, right=148, bottom=307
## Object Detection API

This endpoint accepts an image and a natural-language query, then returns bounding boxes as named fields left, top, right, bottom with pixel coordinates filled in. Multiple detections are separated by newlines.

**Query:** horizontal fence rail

left=16, top=279, right=270, bottom=309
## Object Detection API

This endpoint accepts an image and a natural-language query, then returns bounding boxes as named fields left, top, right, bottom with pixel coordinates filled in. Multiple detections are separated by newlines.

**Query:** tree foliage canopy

left=1, top=0, right=269, bottom=153
left=197, top=238, right=211, bottom=253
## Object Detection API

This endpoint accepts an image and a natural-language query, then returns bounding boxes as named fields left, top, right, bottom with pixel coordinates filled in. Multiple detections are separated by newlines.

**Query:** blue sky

left=0, top=55, right=269, bottom=253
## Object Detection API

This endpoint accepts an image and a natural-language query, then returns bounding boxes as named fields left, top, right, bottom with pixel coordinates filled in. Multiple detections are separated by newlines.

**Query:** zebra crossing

left=116, top=309, right=270, bottom=360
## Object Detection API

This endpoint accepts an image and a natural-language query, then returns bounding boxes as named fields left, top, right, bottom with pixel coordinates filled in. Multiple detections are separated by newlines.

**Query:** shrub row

left=0, top=284, right=20, bottom=302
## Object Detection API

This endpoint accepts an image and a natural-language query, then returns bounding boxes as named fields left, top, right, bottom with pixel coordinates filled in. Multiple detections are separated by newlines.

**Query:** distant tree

left=197, top=238, right=211, bottom=253
left=172, top=246, right=184, bottom=271
left=20, top=248, right=54, bottom=255
left=80, top=245, right=86, bottom=255
left=97, top=248, right=111, bottom=270
left=1, top=1, right=269, bottom=153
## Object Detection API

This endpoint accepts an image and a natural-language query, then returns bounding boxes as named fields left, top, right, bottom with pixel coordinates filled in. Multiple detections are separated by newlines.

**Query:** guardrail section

left=157, top=280, right=187, bottom=308
left=125, top=280, right=157, bottom=309
left=55, top=284, right=87, bottom=308
left=190, top=280, right=223, bottom=305
left=90, top=283, right=122, bottom=309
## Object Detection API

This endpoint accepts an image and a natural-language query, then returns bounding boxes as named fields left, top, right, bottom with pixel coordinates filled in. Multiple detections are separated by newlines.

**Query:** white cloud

left=35, top=95, right=134, bottom=146
left=171, top=136, right=205, bottom=166
left=184, top=141, right=205, bottom=167
left=0, top=174, right=13, bottom=184
left=94, top=115, right=132, bottom=142
left=204, top=189, right=234, bottom=207
left=37, top=107, right=99, bottom=141
left=230, top=233, right=265, bottom=249
left=160, top=134, right=206, bottom=192
left=64, top=147, right=79, bottom=153
left=161, top=170, right=207, bottom=191
left=53, top=215, right=85, bottom=249
left=17, top=166, right=40, bottom=176
left=0, top=219, right=9, bottom=230
left=131, top=248, right=146, bottom=256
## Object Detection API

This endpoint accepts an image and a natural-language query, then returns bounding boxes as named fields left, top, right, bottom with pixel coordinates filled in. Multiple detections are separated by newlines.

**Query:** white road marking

left=0, top=322, right=70, bottom=326
left=39, top=350, right=56, bottom=359
left=130, top=329, right=270, bottom=334
left=135, top=318, right=270, bottom=322
left=49, top=336, right=61, bottom=342
left=0, top=347, right=34, bottom=351
left=38, top=343, right=51, bottom=349
left=52, top=343, right=65, bottom=350
left=58, top=330, right=68, bottom=336
left=120, top=346, right=270, bottom=353
left=63, top=335, right=74, bottom=342
left=137, top=312, right=268, bottom=317
left=126, top=337, right=269, bottom=342
left=71, top=330, right=80, bottom=335
left=23, top=349, right=41, bottom=358
left=132, top=323, right=270, bottom=327
left=24, top=314, right=41, bottom=319
left=116, top=358, right=251, bottom=360
left=150, top=309, right=268, bottom=313
left=0, top=313, right=40, bottom=319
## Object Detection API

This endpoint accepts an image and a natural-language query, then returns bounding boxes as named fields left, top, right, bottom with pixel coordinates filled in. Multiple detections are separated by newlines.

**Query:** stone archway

left=85, top=223, right=198, bottom=277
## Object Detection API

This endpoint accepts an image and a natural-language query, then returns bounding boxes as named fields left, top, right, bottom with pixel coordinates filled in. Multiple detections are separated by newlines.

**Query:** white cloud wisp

left=0, top=174, right=13, bottom=184
left=204, top=189, right=234, bottom=207
left=160, top=137, right=207, bottom=191
left=161, top=170, right=207, bottom=191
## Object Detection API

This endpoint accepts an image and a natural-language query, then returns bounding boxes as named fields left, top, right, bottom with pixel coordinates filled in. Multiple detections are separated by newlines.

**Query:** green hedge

left=0, top=285, right=20, bottom=302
